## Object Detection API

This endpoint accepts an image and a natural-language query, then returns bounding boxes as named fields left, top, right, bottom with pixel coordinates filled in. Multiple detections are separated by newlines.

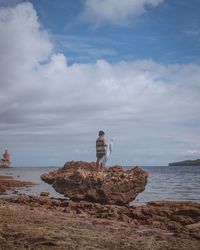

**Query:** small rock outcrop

left=41, top=161, right=148, bottom=205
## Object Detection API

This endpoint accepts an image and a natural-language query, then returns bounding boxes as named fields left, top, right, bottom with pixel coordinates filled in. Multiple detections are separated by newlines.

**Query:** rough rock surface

left=3, top=194, right=200, bottom=249
left=10, top=194, right=200, bottom=236
left=41, top=161, right=148, bottom=205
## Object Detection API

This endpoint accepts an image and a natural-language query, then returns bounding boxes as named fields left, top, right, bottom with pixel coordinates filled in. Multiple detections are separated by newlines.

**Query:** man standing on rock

left=96, top=130, right=107, bottom=168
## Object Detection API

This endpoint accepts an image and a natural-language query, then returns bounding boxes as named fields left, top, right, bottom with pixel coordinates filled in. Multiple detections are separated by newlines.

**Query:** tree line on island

left=169, top=159, right=200, bottom=166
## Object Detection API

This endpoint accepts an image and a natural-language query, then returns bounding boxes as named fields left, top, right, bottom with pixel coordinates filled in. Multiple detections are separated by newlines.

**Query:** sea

left=0, top=165, right=200, bottom=205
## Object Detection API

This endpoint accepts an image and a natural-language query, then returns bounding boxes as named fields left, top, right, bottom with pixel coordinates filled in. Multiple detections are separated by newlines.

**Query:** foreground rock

left=1, top=195, right=199, bottom=249
left=41, top=161, right=148, bottom=205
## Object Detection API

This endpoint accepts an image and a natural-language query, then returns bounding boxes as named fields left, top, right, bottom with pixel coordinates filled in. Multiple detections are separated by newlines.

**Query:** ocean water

left=0, top=165, right=200, bottom=205
left=134, top=165, right=200, bottom=205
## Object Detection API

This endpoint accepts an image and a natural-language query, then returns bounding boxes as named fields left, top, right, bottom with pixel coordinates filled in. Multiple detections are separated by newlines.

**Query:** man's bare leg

left=96, top=158, right=100, bottom=168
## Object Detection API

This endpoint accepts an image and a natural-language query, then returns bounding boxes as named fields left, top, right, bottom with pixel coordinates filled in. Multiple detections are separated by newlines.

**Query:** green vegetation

left=169, top=159, right=200, bottom=166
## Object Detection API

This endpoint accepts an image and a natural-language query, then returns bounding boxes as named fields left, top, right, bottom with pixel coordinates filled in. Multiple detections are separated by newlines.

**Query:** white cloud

left=81, top=0, right=164, bottom=25
left=0, top=2, right=52, bottom=93
left=186, top=150, right=200, bottom=156
left=0, top=2, right=200, bottom=166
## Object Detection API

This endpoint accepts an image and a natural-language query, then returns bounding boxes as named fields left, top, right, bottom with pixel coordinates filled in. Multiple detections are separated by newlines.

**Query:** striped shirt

left=96, top=136, right=106, bottom=158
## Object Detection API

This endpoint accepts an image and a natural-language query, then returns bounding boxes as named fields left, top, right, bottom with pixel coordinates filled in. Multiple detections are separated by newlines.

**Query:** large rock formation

left=41, top=161, right=148, bottom=205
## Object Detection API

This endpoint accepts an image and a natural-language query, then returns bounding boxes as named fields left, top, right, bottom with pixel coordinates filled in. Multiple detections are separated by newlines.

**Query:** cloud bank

left=81, top=0, right=164, bottom=25
left=0, top=2, right=200, bottom=165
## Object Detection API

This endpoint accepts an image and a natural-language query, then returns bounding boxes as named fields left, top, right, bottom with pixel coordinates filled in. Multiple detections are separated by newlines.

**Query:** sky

left=0, top=0, right=200, bottom=166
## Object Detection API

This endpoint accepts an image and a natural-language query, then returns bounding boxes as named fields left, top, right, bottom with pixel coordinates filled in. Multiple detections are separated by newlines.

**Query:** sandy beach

left=0, top=174, right=200, bottom=250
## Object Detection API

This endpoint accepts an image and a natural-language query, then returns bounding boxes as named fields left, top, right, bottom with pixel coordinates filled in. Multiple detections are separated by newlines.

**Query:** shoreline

left=0, top=175, right=35, bottom=196
left=0, top=174, right=200, bottom=249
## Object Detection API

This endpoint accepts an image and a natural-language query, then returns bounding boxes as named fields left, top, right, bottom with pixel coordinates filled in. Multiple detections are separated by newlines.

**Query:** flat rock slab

left=41, top=161, right=148, bottom=205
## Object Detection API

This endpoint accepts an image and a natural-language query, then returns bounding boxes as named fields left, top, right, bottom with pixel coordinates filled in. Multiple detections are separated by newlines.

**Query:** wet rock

left=41, top=161, right=148, bottom=205
left=0, top=184, right=6, bottom=194
left=40, top=192, right=49, bottom=197
left=12, top=190, right=18, bottom=194
left=0, top=175, right=35, bottom=194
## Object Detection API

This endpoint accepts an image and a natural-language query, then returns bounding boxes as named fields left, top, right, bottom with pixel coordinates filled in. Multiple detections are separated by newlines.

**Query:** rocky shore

left=0, top=195, right=199, bottom=249
left=0, top=161, right=199, bottom=249
left=0, top=175, right=34, bottom=195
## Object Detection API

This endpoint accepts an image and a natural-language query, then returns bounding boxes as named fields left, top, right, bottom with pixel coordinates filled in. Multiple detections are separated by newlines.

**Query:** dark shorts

left=96, top=153, right=105, bottom=160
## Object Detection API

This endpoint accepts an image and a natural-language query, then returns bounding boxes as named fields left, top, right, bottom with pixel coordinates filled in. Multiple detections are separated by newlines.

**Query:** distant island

left=169, top=159, right=200, bottom=166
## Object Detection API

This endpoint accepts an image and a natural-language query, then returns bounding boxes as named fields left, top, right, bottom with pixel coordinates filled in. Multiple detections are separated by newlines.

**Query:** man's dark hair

left=99, top=130, right=105, bottom=136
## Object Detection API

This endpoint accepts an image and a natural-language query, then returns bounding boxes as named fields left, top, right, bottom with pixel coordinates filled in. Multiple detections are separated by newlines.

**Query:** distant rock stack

left=41, top=161, right=148, bottom=205
left=0, top=150, right=10, bottom=168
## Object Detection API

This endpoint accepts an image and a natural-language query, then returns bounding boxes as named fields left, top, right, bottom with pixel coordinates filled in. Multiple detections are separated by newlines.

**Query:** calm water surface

left=0, top=165, right=200, bottom=205
left=134, top=165, right=200, bottom=205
